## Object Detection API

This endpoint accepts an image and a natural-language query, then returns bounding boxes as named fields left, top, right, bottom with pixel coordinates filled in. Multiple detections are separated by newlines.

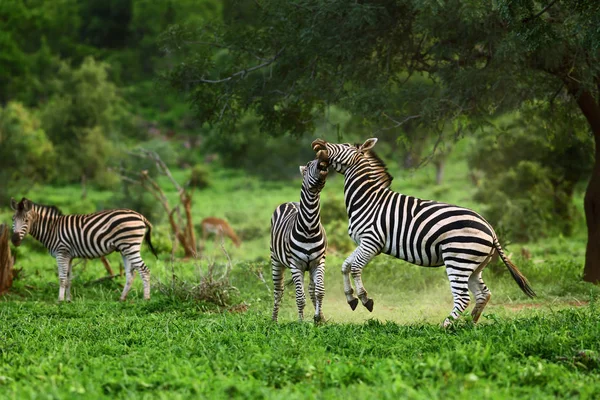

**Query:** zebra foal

left=312, top=138, right=535, bottom=327
left=270, top=159, right=329, bottom=323
left=10, top=197, right=157, bottom=302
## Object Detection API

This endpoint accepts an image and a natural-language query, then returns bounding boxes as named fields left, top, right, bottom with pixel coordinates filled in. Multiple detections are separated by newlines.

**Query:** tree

left=0, top=102, right=56, bottom=203
left=40, top=57, right=129, bottom=187
left=161, top=0, right=600, bottom=282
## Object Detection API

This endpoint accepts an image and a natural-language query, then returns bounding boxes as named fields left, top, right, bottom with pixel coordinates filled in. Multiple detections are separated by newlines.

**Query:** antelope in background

left=200, top=217, right=241, bottom=248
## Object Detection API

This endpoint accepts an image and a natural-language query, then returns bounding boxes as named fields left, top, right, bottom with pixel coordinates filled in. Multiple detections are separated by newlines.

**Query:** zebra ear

left=22, top=199, right=32, bottom=212
left=299, top=166, right=306, bottom=176
left=359, top=138, right=378, bottom=153
left=10, top=198, right=17, bottom=211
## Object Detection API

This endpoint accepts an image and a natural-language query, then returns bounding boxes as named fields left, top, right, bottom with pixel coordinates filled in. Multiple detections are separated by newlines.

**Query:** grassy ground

left=2, top=141, right=600, bottom=398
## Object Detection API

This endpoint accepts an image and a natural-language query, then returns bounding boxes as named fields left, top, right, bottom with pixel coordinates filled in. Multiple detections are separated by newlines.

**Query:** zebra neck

left=343, top=166, right=388, bottom=212
left=297, top=189, right=322, bottom=234
left=29, top=207, right=60, bottom=249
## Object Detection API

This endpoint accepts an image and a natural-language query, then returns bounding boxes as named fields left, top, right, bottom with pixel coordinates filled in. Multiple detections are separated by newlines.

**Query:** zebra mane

left=34, top=202, right=64, bottom=216
left=362, top=149, right=393, bottom=189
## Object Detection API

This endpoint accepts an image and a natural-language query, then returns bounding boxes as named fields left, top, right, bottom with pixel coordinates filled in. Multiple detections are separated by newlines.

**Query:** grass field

left=2, top=142, right=600, bottom=398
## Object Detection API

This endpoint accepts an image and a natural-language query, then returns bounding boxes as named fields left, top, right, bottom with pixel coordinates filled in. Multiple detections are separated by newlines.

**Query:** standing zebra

left=312, top=138, right=535, bottom=327
left=270, top=159, right=329, bottom=323
left=10, top=198, right=157, bottom=302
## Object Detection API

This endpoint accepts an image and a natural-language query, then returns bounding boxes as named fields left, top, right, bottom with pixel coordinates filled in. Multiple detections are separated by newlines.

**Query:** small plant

left=155, top=244, right=241, bottom=308
left=188, top=164, right=211, bottom=189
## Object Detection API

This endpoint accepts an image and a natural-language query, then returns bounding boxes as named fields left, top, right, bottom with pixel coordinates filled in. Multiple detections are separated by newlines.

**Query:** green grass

left=2, top=139, right=600, bottom=398
left=2, top=303, right=600, bottom=399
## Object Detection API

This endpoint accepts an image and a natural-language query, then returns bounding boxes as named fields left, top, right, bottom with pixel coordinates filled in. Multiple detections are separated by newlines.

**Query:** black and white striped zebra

left=10, top=198, right=157, bottom=302
left=270, top=159, right=329, bottom=323
left=312, top=138, right=535, bottom=327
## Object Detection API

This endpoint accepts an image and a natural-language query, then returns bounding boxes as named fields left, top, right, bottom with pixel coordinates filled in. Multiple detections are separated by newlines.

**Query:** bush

left=324, top=220, right=355, bottom=255
left=189, top=164, right=211, bottom=189
left=320, top=192, right=347, bottom=225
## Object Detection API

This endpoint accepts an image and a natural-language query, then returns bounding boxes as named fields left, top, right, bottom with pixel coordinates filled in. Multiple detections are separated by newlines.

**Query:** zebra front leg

left=271, top=260, right=285, bottom=322
left=342, top=251, right=358, bottom=310
left=290, top=263, right=307, bottom=322
left=350, top=246, right=378, bottom=312
left=310, top=260, right=326, bottom=324
left=56, top=254, right=71, bottom=302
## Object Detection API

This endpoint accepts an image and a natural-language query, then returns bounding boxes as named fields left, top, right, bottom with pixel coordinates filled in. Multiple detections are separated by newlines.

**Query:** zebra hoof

left=364, top=298, right=374, bottom=312
left=348, top=298, right=359, bottom=311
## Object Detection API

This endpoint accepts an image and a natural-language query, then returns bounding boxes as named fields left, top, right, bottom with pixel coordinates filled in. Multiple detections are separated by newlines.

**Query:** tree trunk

left=570, top=88, right=600, bottom=283
left=0, top=224, right=15, bottom=294
left=583, top=165, right=600, bottom=283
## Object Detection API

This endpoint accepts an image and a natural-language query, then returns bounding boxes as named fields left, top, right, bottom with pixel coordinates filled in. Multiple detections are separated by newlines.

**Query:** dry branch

left=119, top=149, right=197, bottom=258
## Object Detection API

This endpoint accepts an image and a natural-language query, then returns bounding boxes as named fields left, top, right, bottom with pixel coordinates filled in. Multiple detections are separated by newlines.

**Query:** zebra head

left=312, top=138, right=378, bottom=174
left=10, top=197, right=34, bottom=247
left=299, top=159, right=329, bottom=193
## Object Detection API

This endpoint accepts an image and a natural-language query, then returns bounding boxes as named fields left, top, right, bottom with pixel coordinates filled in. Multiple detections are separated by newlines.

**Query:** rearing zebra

left=312, top=138, right=535, bottom=327
left=10, top=197, right=157, bottom=302
left=270, top=159, right=329, bottom=323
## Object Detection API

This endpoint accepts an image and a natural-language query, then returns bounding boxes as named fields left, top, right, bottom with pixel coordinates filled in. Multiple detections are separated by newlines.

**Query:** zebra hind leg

left=120, top=255, right=136, bottom=301
left=469, top=257, right=493, bottom=324
left=120, top=247, right=151, bottom=300
left=65, top=259, right=73, bottom=302
left=443, top=264, right=473, bottom=328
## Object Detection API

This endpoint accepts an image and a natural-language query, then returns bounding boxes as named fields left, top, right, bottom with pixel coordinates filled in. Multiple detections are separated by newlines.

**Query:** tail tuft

left=493, top=238, right=536, bottom=298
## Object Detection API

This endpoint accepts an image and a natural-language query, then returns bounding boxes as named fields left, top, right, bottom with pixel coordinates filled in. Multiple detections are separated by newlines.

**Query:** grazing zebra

left=312, top=138, right=535, bottom=327
left=270, top=159, right=329, bottom=323
left=10, top=197, right=157, bottom=302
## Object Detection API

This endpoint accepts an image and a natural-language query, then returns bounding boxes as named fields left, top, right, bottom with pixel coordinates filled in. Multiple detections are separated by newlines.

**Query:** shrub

left=189, top=164, right=211, bottom=189
left=320, top=192, right=347, bottom=225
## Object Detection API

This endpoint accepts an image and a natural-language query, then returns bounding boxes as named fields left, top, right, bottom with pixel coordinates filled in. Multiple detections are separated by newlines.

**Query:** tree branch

left=523, top=0, right=559, bottom=23
left=189, top=47, right=285, bottom=84
left=378, top=113, right=422, bottom=132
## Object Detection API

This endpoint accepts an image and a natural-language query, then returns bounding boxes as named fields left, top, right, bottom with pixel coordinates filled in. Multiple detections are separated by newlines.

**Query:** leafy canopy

left=161, top=0, right=600, bottom=137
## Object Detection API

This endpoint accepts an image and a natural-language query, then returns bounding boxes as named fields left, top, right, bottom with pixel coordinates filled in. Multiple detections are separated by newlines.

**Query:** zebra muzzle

left=312, top=139, right=329, bottom=162
left=11, top=233, right=21, bottom=247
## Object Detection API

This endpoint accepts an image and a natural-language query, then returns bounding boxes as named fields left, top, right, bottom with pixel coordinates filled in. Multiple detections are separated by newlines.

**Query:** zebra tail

left=143, top=218, right=158, bottom=259
left=493, top=238, right=536, bottom=298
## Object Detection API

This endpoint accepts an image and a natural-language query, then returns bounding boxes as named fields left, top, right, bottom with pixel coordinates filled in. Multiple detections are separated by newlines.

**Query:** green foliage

left=161, top=0, right=599, bottom=138
left=201, top=113, right=318, bottom=179
left=0, top=102, right=56, bottom=204
left=40, top=57, right=132, bottom=186
left=189, top=164, right=211, bottom=190
left=1, top=301, right=600, bottom=398
left=469, top=112, right=593, bottom=242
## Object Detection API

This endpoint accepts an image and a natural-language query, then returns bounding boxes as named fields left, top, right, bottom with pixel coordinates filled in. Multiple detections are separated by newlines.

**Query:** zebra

left=10, top=197, right=157, bottom=302
left=311, top=138, right=535, bottom=327
left=270, top=159, right=329, bottom=323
